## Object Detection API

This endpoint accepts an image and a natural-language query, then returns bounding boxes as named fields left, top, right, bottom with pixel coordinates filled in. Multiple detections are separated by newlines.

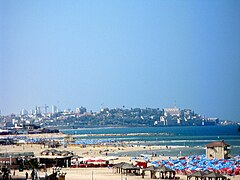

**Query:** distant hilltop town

left=0, top=105, right=237, bottom=132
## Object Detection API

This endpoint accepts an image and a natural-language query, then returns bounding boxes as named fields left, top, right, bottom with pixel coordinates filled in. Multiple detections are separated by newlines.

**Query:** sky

left=0, top=0, right=240, bottom=121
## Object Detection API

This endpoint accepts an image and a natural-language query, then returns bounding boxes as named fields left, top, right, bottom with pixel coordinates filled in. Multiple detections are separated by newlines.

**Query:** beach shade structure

left=121, top=163, right=140, bottom=176
left=96, top=159, right=108, bottom=167
left=70, top=155, right=81, bottom=167
left=144, top=165, right=161, bottom=171
left=155, top=165, right=176, bottom=179
left=84, top=158, right=107, bottom=167
left=187, top=171, right=207, bottom=180
left=143, top=165, right=161, bottom=179
left=205, top=171, right=227, bottom=180
left=113, top=162, right=140, bottom=176
left=113, top=162, right=131, bottom=173
left=95, top=159, right=106, bottom=163
left=158, top=165, right=175, bottom=172
left=86, top=159, right=96, bottom=163
left=203, top=170, right=212, bottom=175
left=113, top=162, right=130, bottom=168
left=41, top=149, right=50, bottom=155
left=38, top=149, right=74, bottom=168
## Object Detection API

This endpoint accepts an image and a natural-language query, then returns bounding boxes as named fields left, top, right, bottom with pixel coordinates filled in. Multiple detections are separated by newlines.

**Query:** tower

left=52, top=105, right=57, bottom=114
left=206, top=140, right=230, bottom=159
left=21, top=109, right=28, bottom=116
left=44, top=104, right=49, bottom=114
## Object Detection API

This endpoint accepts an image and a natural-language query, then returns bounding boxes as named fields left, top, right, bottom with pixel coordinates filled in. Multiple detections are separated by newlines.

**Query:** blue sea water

left=61, top=125, right=240, bottom=157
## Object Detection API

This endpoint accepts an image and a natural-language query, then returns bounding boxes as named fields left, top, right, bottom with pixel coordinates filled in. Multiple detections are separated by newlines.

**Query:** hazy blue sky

left=1, top=0, right=240, bottom=121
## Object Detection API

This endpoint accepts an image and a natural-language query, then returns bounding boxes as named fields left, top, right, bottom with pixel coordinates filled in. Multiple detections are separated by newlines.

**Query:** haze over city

left=1, top=0, right=240, bottom=121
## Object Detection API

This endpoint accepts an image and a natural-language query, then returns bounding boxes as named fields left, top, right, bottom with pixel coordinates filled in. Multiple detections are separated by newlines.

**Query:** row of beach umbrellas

left=0, top=136, right=117, bottom=145
left=150, top=155, right=240, bottom=176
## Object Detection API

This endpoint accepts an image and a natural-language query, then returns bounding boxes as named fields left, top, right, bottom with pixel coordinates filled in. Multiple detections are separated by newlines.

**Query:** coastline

left=2, top=126, right=239, bottom=158
left=1, top=128, right=239, bottom=158
left=0, top=143, right=239, bottom=180
left=1, top=126, right=239, bottom=180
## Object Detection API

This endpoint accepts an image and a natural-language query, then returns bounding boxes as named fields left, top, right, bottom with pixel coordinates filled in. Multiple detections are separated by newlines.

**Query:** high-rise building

left=21, top=109, right=28, bottom=116
left=35, top=106, right=41, bottom=115
left=52, top=105, right=58, bottom=114
left=44, top=104, right=49, bottom=114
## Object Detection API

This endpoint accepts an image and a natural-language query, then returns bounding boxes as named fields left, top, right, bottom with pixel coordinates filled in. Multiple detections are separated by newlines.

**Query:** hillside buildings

left=157, top=105, right=219, bottom=126
left=0, top=105, right=234, bottom=131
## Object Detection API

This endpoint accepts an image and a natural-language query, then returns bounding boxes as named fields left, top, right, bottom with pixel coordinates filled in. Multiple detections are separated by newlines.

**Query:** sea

left=61, top=125, right=240, bottom=157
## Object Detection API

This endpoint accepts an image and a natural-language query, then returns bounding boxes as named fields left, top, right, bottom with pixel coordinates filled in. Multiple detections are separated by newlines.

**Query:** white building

left=163, top=107, right=180, bottom=117
left=76, top=107, right=81, bottom=113
left=21, top=109, right=28, bottom=116
left=160, top=116, right=167, bottom=125
left=52, top=105, right=58, bottom=114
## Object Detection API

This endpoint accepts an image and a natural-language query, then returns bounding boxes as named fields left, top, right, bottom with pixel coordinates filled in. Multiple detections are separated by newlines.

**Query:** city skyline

left=1, top=1, right=240, bottom=121
left=0, top=103, right=235, bottom=122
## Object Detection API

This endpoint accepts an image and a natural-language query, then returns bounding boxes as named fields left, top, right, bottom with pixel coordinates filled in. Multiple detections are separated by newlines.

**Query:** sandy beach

left=1, top=133, right=239, bottom=180
left=0, top=142, right=181, bottom=157
left=0, top=143, right=177, bottom=180
left=7, top=167, right=240, bottom=180
left=13, top=167, right=188, bottom=180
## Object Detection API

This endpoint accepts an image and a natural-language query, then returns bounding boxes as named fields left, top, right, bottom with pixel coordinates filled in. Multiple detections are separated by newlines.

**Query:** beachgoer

left=31, top=169, right=34, bottom=180
left=25, top=172, right=28, bottom=179
left=34, top=169, right=38, bottom=180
